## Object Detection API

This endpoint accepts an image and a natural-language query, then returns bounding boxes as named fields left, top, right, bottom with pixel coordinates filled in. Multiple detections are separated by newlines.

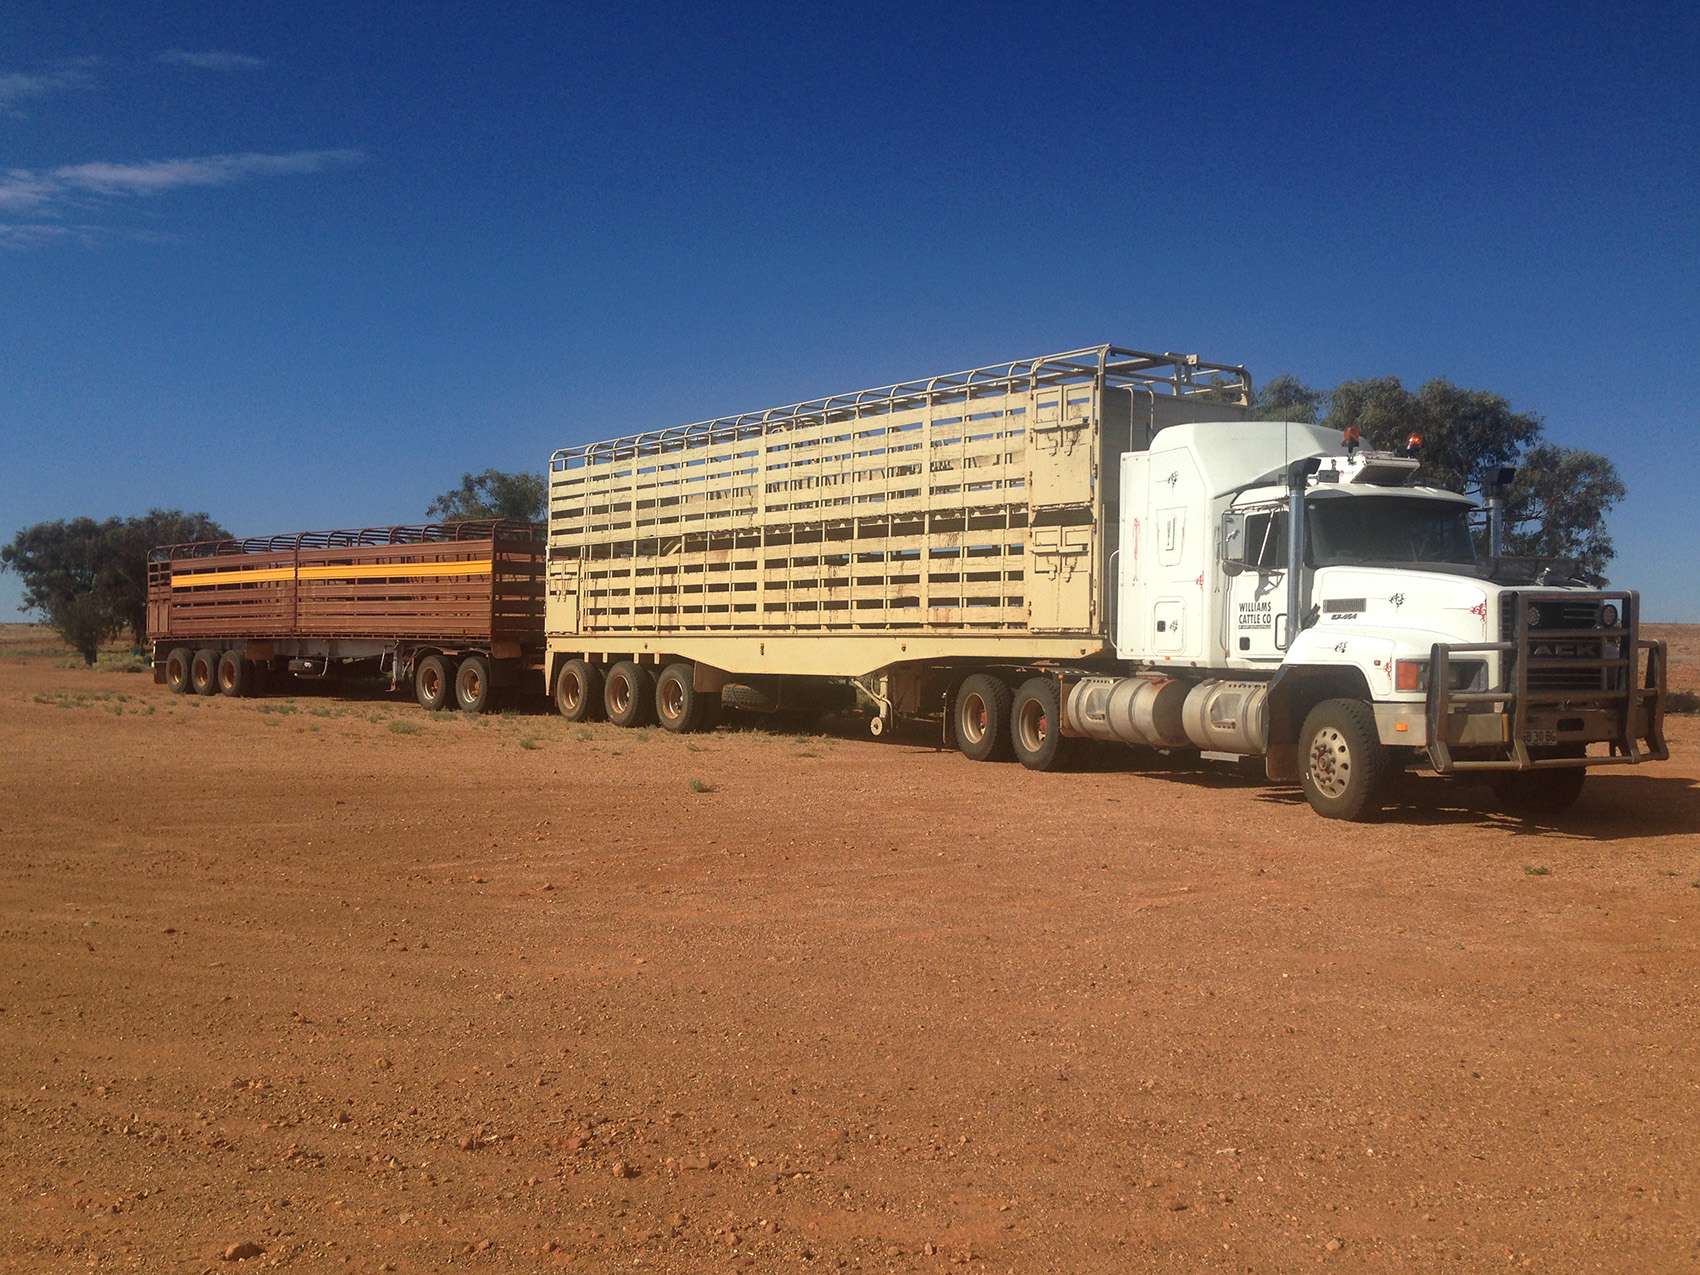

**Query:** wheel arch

left=1264, top=664, right=1375, bottom=783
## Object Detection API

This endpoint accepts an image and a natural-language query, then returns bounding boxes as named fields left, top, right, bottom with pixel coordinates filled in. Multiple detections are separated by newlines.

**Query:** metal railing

left=550, top=345, right=1252, bottom=468
left=1424, top=590, right=1668, bottom=772
left=149, top=520, right=541, bottom=562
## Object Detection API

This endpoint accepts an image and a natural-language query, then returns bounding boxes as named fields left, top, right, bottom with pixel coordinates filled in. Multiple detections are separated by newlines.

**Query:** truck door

left=1228, top=507, right=1286, bottom=661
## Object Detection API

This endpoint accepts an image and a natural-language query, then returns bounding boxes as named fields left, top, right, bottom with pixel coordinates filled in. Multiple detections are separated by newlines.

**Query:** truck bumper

left=1415, top=590, right=1668, bottom=774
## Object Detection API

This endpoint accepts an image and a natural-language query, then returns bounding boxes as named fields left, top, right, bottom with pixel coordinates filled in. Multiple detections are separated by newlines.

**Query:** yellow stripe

left=297, top=560, right=492, bottom=581
left=172, top=566, right=296, bottom=587
left=173, top=558, right=493, bottom=589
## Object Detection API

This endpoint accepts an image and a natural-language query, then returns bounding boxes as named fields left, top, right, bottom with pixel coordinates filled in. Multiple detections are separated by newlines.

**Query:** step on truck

left=543, top=344, right=1668, bottom=820
left=148, top=520, right=545, bottom=712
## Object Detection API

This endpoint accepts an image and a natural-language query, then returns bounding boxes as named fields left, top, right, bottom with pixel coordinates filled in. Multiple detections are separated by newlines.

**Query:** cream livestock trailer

left=543, top=345, right=1249, bottom=734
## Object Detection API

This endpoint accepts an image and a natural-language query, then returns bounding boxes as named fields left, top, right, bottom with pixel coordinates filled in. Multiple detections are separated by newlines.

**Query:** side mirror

left=1219, top=511, right=1247, bottom=576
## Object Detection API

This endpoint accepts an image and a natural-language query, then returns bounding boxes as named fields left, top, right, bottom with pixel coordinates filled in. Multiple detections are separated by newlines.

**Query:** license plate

left=1523, top=729, right=1559, bottom=746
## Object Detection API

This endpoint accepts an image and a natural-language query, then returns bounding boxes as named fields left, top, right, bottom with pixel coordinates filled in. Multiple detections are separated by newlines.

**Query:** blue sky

left=3, top=2, right=1697, bottom=619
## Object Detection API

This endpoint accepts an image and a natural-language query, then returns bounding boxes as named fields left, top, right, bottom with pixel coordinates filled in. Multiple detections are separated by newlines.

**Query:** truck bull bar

left=1424, top=589, right=1668, bottom=774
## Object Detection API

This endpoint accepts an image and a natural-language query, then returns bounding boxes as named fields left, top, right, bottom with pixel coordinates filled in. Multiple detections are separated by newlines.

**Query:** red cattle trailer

left=146, top=520, right=545, bottom=712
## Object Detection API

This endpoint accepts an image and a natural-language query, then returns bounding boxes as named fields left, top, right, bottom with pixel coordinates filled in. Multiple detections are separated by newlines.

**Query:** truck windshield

left=1307, top=496, right=1476, bottom=567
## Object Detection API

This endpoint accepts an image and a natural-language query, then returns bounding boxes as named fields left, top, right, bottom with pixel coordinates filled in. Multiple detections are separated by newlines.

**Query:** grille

left=1499, top=592, right=1621, bottom=693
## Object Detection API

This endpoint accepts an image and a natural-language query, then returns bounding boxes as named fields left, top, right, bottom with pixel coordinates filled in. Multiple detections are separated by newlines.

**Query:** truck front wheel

left=1011, top=677, right=1073, bottom=772
left=955, top=674, right=1014, bottom=762
left=1298, top=698, right=1387, bottom=821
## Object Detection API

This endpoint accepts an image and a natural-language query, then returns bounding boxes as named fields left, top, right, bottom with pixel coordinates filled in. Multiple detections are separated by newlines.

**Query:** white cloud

left=0, top=222, right=76, bottom=248
left=0, top=169, right=58, bottom=211
left=0, top=149, right=366, bottom=245
left=0, top=61, right=98, bottom=114
left=55, top=149, right=364, bottom=196
left=159, top=50, right=267, bottom=71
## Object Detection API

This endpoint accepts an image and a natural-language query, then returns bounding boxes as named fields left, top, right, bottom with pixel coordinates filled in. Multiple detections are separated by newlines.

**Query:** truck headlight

left=1394, top=659, right=1486, bottom=693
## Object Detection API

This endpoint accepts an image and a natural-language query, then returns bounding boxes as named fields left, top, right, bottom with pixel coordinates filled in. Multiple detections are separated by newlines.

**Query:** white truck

left=544, top=345, right=1667, bottom=819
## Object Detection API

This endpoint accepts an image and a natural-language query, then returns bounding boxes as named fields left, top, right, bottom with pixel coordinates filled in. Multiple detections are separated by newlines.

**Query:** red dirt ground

left=2, top=623, right=1697, bottom=1274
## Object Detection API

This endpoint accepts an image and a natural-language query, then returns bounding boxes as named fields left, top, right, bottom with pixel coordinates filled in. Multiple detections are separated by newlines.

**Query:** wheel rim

left=422, top=668, right=441, bottom=700
left=661, top=678, right=685, bottom=721
left=1307, top=726, right=1352, bottom=798
left=609, top=677, right=631, bottom=715
left=1017, top=699, right=1047, bottom=752
left=559, top=672, right=582, bottom=713
left=463, top=670, right=482, bottom=701
left=220, top=665, right=235, bottom=691
left=960, top=692, right=987, bottom=744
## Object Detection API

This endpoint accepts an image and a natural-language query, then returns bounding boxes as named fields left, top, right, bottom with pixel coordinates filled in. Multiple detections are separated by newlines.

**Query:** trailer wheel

left=604, top=660, right=655, bottom=728
left=455, top=655, right=493, bottom=713
left=1011, top=676, right=1073, bottom=771
left=191, top=648, right=222, bottom=696
left=655, top=662, right=717, bottom=733
left=1489, top=747, right=1587, bottom=815
left=216, top=650, right=250, bottom=697
left=554, top=658, right=604, bottom=722
left=954, top=674, right=1014, bottom=762
left=165, top=647, right=194, bottom=694
left=415, top=654, right=453, bottom=711
left=1298, top=698, right=1387, bottom=821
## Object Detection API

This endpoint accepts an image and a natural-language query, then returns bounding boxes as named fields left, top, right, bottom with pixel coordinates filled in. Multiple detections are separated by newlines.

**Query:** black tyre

left=1298, top=698, right=1388, bottom=821
left=165, top=646, right=194, bottom=694
left=1490, top=747, right=1587, bottom=815
left=554, top=658, right=605, bottom=721
left=655, top=662, right=717, bottom=733
left=216, top=650, right=250, bottom=697
left=954, top=673, right=1014, bottom=762
left=604, top=660, right=656, bottom=728
left=721, top=682, right=779, bottom=712
left=1011, top=676, right=1073, bottom=771
left=190, top=648, right=222, bottom=696
left=415, top=654, right=453, bottom=711
left=455, top=654, right=493, bottom=713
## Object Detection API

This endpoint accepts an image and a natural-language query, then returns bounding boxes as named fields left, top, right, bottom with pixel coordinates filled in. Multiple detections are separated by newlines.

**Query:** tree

left=1253, top=372, right=1625, bottom=580
left=104, top=511, right=231, bottom=645
left=1251, top=373, right=1325, bottom=423
left=427, top=470, right=545, bottom=524
left=1, top=509, right=231, bottom=657
left=1323, top=376, right=1542, bottom=496
left=45, top=592, right=113, bottom=666
left=1498, top=442, right=1625, bottom=585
